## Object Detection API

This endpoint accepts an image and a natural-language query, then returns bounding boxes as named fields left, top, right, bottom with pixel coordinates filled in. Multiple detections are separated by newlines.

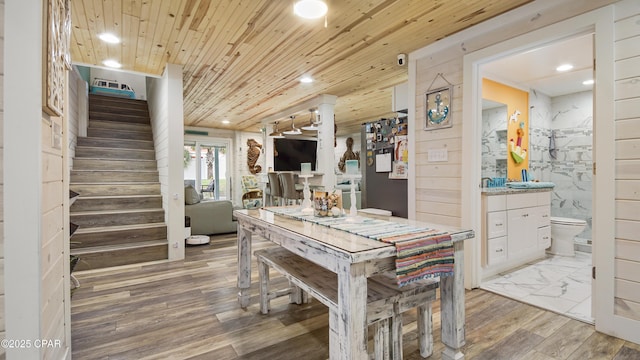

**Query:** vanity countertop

left=482, top=187, right=553, bottom=195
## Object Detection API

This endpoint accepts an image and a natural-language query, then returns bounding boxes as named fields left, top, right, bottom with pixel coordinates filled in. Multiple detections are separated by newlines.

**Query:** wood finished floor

left=71, top=233, right=640, bottom=360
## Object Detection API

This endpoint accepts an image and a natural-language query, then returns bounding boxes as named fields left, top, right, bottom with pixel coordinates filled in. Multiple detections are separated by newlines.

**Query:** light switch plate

left=428, top=148, right=448, bottom=162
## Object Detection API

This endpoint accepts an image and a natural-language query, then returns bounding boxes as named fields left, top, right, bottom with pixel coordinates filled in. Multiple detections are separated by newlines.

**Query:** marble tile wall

left=548, top=91, right=593, bottom=240
left=528, top=89, right=553, bottom=182
left=481, top=105, right=508, bottom=178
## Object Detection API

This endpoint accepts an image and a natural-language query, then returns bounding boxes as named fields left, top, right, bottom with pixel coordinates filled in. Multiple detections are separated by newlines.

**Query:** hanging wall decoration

left=246, top=139, right=263, bottom=174
left=424, top=73, right=453, bottom=131
left=509, top=112, right=527, bottom=164
left=43, top=0, right=71, bottom=117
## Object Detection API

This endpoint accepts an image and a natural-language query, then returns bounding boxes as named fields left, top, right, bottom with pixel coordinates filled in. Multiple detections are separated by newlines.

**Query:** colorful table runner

left=264, top=207, right=453, bottom=286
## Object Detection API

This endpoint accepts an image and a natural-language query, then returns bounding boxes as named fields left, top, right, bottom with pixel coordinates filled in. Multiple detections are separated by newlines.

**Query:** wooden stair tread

left=74, top=194, right=162, bottom=200
left=71, top=240, right=168, bottom=255
left=78, top=136, right=153, bottom=142
left=73, top=223, right=167, bottom=234
left=72, top=169, right=159, bottom=173
left=75, top=145, right=154, bottom=151
left=71, top=208, right=164, bottom=216
left=74, top=156, right=156, bottom=163
left=70, top=181, right=160, bottom=185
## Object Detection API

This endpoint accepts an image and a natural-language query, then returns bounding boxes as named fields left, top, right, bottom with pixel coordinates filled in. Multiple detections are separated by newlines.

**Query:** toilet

left=549, top=217, right=587, bottom=256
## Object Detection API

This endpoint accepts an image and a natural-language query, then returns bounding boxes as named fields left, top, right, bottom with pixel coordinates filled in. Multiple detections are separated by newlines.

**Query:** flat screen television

left=273, top=138, right=317, bottom=171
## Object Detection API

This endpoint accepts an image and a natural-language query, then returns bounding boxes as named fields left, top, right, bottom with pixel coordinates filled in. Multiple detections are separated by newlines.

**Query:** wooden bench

left=255, top=246, right=439, bottom=360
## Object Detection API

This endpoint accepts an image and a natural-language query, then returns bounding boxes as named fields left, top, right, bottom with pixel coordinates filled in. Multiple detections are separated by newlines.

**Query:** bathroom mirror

left=481, top=99, right=508, bottom=179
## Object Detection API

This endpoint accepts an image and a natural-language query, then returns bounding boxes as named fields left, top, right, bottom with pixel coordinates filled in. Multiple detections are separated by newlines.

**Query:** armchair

left=241, top=175, right=263, bottom=209
left=184, top=185, right=237, bottom=235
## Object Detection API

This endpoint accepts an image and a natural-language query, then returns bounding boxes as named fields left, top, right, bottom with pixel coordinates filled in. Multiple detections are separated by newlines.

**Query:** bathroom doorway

left=473, top=34, right=595, bottom=323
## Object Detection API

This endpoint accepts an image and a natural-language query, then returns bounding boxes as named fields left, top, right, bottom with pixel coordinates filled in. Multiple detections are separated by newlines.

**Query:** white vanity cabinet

left=482, top=190, right=551, bottom=278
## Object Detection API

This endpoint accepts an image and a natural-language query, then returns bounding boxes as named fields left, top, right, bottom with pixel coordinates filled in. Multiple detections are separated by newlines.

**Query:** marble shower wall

left=548, top=90, right=593, bottom=240
left=527, top=90, right=592, bottom=239
left=528, top=89, right=552, bottom=182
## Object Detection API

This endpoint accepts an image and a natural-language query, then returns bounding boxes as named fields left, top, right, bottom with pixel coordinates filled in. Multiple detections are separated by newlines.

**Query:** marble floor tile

left=481, top=251, right=594, bottom=324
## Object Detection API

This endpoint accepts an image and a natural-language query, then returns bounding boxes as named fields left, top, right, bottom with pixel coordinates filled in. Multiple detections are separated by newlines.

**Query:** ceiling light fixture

left=582, top=79, right=594, bottom=85
left=269, top=121, right=284, bottom=137
left=282, top=116, right=302, bottom=135
left=98, top=33, right=121, bottom=44
left=102, top=59, right=122, bottom=68
left=293, top=0, right=327, bottom=19
left=300, top=76, right=314, bottom=83
left=556, top=64, right=573, bottom=72
left=301, top=109, right=319, bottom=131
left=222, top=119, right=230, bottom=124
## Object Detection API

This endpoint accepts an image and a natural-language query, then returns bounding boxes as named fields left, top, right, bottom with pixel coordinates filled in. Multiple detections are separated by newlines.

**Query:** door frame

left=462, top=5, right=626, bottom=339
left=184, top=137, right=232, bottom=201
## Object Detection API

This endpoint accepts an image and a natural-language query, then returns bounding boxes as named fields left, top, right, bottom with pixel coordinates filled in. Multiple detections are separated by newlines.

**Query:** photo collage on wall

left=364, top=117, right=408, bottom=179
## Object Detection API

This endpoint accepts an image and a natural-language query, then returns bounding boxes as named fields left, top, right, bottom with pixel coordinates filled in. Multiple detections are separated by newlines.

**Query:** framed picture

left=424, top=86, right=452, bottom=130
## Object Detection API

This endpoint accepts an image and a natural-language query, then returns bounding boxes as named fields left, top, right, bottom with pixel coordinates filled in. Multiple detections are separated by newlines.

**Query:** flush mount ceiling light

left=282, top=116, right=302, bottom=135
left=221, top=119, right=230, bottom=124
left=301, top=109, right=319, bottom=131
left=300, top=76, right=314, bottom=83
left=102, top=59, right=122, bottom=68
left=98, top=32, right=120, bottom=44
left=556, top=64, right=573, bottom=72
left=293, top=0, right=327, bottom=19
left=269, top=121, right=284, bottom=137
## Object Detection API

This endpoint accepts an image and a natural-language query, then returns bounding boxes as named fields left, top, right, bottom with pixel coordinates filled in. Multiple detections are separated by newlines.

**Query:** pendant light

left=282, top=115, right=302, bottom=135
left=293, top=0, right=327, bottom=19
left=301, top=109, right=319, bottom=131
left=269, top=121, right=284, bottom=137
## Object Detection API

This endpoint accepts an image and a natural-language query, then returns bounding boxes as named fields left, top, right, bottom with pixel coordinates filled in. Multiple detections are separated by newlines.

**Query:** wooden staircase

left=70, top=94, right=168, bottom=271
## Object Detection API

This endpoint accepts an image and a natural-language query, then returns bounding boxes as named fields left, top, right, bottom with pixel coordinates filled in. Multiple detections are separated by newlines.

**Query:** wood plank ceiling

left=70, top=0, right=531, bottom=135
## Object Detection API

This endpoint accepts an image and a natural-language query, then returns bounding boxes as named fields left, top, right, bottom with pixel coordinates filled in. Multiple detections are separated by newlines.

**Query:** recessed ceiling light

left=582, top=79, right=594, bottom=85
left=556, top=64, right=573, bottom=72
left=98, top=33, right=120, bottom=44
left=293, top=0, right=327, bottom=19
left=221, top=120, right=230, bottom=124
left=300, top=76, right=313, bottom=83
left=102, top=59, right=122, bottom=68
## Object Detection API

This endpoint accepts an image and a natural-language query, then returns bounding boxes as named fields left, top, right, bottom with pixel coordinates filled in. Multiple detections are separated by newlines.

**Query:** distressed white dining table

left=234, top=208, right=474, bottom=360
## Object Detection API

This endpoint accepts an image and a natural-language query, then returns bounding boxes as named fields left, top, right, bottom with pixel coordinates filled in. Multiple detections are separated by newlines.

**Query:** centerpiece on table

left=313, top=189, right=344, bottom=217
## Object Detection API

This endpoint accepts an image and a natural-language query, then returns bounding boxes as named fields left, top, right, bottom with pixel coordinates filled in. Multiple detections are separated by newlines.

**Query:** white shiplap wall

left=67, top=67, right=88, bottom=170
left=613, top=0, right=640, bottom=322
left=414, top=57, right=464, bottom=227
left=147, top=64, right=185, bottom=261
left=0, top=0, right=5, bottom=355
left=40, top=114, right=67, bottom=360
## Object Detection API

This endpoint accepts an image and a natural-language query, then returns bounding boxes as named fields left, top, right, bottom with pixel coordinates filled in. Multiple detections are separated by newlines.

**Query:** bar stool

left=278, top=172, right=302, bottom=205
left=267, top=172, right=282, bottom=206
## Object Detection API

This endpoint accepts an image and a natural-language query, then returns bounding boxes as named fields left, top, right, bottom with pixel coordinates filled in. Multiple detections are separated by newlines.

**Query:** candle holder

left=299, top=173, right=314, bottom=214
left=300, top=162, right=312, bottom=175
left=345, top=159, right=359, bottom=175
left=342, top=174, right=362, bottom=217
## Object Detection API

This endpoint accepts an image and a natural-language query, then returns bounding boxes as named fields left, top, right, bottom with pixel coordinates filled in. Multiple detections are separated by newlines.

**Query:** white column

left=165, top=64, right=185, bottom=261
left=316, top=95, right=338, bottom=190
left=5, top=1, right=45, bottom=358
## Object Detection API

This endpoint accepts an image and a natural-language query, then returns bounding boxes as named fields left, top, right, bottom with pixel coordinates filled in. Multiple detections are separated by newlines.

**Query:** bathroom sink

left=506, top=181, right=555, bottom=189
